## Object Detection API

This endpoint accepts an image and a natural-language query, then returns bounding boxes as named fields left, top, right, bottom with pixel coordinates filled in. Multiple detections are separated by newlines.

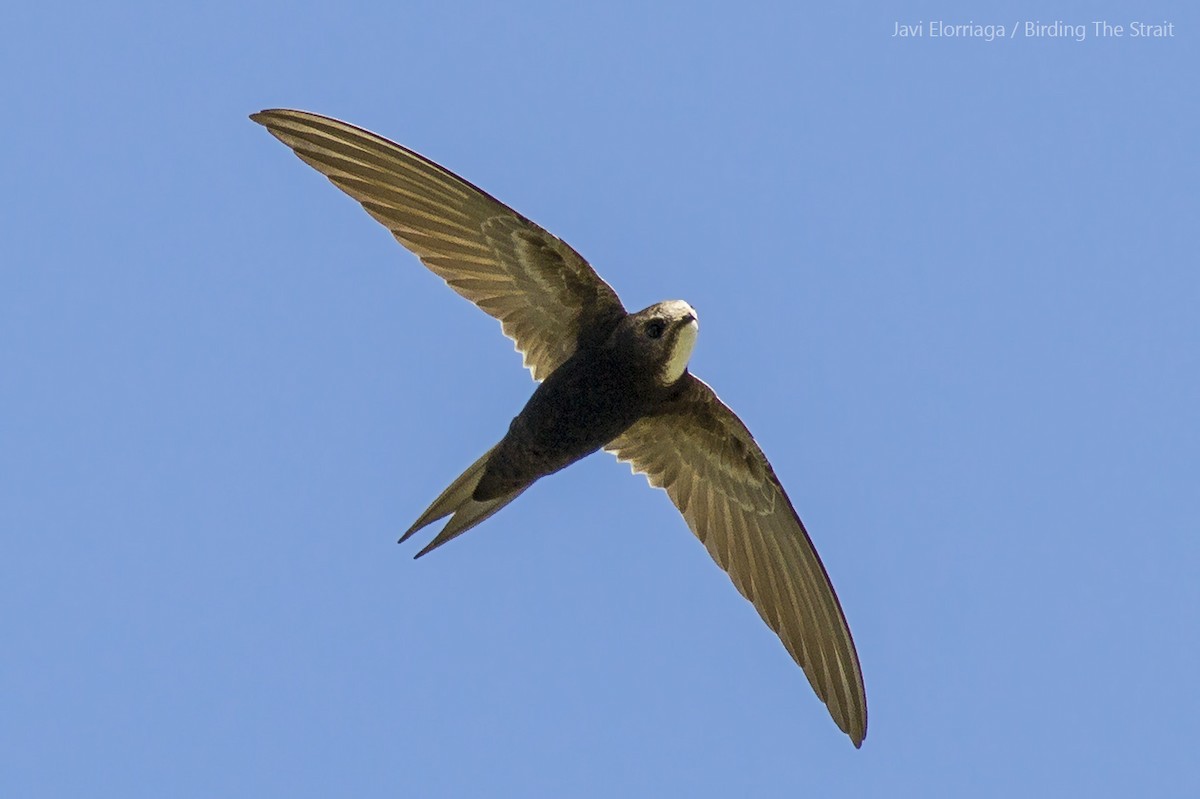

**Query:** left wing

left=605, top=373, right=867, bottom=746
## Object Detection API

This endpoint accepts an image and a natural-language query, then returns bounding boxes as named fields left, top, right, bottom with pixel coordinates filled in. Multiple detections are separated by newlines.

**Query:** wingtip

left=249, top=108, right=296, bottom=127
left=848, top=719, right=867, bottom=749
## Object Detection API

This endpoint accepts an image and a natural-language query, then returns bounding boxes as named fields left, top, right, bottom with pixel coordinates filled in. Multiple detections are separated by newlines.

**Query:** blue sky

left=3, top=2, right=1197, bottom=796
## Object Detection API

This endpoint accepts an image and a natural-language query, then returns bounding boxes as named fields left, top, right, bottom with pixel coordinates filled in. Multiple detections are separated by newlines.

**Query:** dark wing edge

left=605, top=374, right=867, bottom=746
left=250, top=108, right=625, bottom=381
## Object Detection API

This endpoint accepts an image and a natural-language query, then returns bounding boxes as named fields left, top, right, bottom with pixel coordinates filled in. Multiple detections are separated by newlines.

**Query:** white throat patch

left=661, top=318, right=699, bottom=384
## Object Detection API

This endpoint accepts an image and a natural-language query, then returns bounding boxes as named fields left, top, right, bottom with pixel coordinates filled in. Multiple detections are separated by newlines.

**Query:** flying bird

left=252, top=109, right=868, bottom=746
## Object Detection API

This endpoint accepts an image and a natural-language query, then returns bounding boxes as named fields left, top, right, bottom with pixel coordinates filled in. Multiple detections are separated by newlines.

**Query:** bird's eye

left=645, top=320, right=666, bottom=339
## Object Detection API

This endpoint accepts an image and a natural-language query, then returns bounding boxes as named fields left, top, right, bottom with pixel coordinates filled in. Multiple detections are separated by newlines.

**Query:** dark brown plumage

left=252, top=108, right=868, bottom=746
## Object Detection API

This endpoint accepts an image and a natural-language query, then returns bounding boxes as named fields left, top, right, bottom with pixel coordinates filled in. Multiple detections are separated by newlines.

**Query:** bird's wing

left=252, top=109, right=626, bottom=381
left=605, top=373, right=867, bottom=746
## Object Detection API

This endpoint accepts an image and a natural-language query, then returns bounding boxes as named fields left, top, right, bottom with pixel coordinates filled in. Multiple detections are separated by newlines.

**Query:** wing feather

left=252, top=109, right=626, bottom=380
left=606, top=373, right=867, bottom=746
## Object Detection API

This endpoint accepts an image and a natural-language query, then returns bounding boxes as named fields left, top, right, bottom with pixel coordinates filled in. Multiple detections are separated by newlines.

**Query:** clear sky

left=3, top=2, right=1197, bottom=797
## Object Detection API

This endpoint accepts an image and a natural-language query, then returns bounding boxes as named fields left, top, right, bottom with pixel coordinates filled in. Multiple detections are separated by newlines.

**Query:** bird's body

left=407, top=300, right=699, bottom=556
left=475, top=320, right=675, bottom=500
left=252, top=109, right=869, bottom=746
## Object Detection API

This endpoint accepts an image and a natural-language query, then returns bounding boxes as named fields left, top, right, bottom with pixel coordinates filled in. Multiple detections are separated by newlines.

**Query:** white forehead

left=659, top=299, right=697, bottom=320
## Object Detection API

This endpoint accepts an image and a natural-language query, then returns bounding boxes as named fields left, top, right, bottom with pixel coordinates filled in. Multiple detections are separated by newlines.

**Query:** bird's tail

left=399, top=445, right=528, bottom=558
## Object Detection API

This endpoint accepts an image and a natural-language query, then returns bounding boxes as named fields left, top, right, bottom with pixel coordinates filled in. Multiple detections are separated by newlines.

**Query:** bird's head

left=610, top=300, right=699, bottom=386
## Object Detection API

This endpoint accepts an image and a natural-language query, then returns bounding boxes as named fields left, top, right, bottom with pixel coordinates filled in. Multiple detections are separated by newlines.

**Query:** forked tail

left=399, top=445, right=528, bottom=558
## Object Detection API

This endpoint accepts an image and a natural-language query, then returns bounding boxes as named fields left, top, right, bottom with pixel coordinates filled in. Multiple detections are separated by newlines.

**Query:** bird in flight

left=252, top=109, right=867, bottom=746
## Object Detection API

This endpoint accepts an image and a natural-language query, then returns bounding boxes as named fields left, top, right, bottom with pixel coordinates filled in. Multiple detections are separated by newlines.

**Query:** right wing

left=252, top=109, right=626, bottom=380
